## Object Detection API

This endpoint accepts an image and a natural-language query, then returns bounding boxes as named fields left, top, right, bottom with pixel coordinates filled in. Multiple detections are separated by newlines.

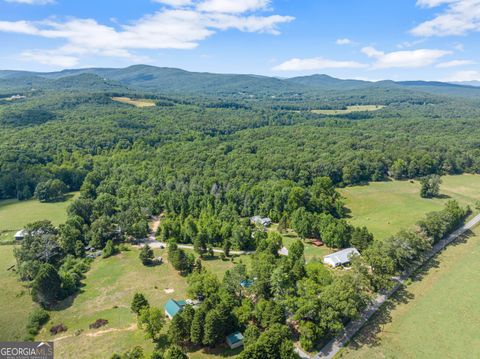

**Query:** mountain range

left=1, top=65, right=479, bottom=99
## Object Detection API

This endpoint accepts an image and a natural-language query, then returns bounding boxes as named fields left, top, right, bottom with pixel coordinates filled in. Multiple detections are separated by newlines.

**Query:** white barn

left=323, top=247, right=360, bottom=268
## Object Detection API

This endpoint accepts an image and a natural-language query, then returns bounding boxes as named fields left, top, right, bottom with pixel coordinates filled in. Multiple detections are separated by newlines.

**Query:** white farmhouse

left=323, top=247, right=360, bottom=268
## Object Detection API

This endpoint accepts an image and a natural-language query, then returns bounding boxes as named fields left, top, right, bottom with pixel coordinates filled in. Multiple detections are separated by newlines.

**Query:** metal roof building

left=323, top=247, right=360, bottom=267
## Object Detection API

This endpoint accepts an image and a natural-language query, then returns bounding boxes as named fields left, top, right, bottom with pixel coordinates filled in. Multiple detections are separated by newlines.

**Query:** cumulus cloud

left=436, top=59, right=476, bottom=67
left=336, top=38, right=353, bottom=45
left=412, top=0, right=480, bottom=36
left=272, top=57, right=367, bottom=71
left=361, top=46, right=451, bottom=68
left=4, top=0, right=54, bottom=4
left=0, top=1, right=293, bottom=67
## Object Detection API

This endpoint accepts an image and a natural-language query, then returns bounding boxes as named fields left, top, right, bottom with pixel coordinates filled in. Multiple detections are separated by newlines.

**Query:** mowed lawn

left=0, top=245, right=36, bottom=341
left=339, top=227, right=480, bottom=359
left=339, top=175, right=480, bottom=239
left=39, top=247, right=189, bottom=359
left=0, top=193, right=79, bottom=242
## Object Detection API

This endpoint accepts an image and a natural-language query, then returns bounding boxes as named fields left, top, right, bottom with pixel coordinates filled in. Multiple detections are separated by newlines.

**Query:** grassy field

left=311, top=105, right=384, bottom=115
left=39, top=247, right=188, bottom=358
left=0, top=244, right=36, bottom=341
left=0, top=193, right=78, bottom=242
left=339, top=175, right=480, bottom=239
left=112, top=97, right=156, bottom=108
left=339, top=227, right=480, bottom=359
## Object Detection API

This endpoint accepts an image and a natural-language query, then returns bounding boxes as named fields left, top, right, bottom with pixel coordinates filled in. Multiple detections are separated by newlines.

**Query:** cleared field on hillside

left=339, top=175, right=480, bottom=239
left=339, top=227, right=480, bottom=359
left=311, top=105, right=384, bottom=115
left=112, top=97, right=156, bottom=108
left=0, top=245, right=36, bottom=341
left=0, top=193, right=78, bottom=242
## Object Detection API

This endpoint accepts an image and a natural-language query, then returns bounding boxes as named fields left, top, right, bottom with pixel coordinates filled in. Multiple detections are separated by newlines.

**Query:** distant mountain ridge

left=1, top=64, right=480, bottom=98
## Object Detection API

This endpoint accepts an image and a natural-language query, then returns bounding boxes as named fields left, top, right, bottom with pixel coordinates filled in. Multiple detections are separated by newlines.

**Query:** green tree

left=34, top=179, right=68, bottom=203
left=203, top=309, right=222, bottom=347
left=31, top=263, right=62, bottom=307
left=139, top=307, right=165, bottom=342
left=131, top=293, right=150, bottom=315
left=139, top=244, right=154, bottom=265
left=102, top=240, right=117, bottom=258
left=163, top=345, right=187, bottom=359
left=420, top=175, right=442, bottom=198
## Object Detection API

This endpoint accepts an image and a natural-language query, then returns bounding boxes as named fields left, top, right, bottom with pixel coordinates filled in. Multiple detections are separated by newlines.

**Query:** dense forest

left=2, top=66, right=479, bottom=357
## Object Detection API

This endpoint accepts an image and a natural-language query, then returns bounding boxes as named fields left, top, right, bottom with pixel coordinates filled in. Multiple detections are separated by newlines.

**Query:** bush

left=103, top=240, right=117, bottom=258
left=89, top=319, right=109, bottom=329
left=25, top=308, right=50, bottom=340
left=50, top=323, right=68, bottom=335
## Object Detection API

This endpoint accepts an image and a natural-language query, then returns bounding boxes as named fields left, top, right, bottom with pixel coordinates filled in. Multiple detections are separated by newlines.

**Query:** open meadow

left=311, top=105, right=384, bottom=115
left=339, top=227, right=480, bottom=359
left=111, top=97, right=157, bottom=108
left=0, top=193, right=78, bottom=242
left=339, top=175, right=480, bottom=239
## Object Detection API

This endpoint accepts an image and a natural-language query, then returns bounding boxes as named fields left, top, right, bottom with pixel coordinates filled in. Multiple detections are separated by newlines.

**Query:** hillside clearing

left=311, top=105, right=384, bottom=115
left=111, top=97, right=156, bottom=108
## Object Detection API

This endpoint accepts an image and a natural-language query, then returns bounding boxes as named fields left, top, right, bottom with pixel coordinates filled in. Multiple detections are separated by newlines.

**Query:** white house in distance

left=14, top=229, right=28, bottom=241
left=323, top=247, right=360, bottom=268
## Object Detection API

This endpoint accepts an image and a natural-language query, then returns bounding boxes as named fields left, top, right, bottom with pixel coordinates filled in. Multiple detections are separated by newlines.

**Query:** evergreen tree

left=31, top=263, right=62, bottom=307
left=131, top=293, right=150, bottom=315
left=139, top=244, right=154, bottom=265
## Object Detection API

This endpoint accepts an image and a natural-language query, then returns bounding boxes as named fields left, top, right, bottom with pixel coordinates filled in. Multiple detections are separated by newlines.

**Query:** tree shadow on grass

left=347, top=286, right=415, bottom=350
left=185, top=344, right=242, bottom=358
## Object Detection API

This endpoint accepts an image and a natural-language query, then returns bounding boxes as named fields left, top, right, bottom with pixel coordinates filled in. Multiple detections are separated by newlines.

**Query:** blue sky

left=0, top=0, right=479, bottom=81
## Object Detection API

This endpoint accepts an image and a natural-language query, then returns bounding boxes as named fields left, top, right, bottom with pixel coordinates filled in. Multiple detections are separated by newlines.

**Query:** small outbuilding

left=226, top=331, right=244, bottom=349
left=250, top=216, right=272, bottom=227
left=164, top=299, right=186, bottom=320
left=323, top=247, right=360, bottom=268
left=14, top=229, right=27, bottom=241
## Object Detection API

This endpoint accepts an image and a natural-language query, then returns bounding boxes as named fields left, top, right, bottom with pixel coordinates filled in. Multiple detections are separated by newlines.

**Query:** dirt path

left=53, top=323, right=137, bottom=342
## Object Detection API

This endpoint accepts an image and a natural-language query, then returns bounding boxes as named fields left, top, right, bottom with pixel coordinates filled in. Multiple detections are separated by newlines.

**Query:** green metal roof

left=227, top=331, right=244, bottom=344
left=164, top=299, right=184, bottom=317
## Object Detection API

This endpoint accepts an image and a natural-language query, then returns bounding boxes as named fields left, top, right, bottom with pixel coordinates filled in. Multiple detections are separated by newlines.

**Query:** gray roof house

left=323, top=248, right=360, bottom=267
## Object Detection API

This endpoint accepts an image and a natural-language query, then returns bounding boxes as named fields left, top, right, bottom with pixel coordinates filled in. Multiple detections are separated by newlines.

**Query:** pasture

left=39, top=247, right=188, bottom=358
left=339, top=175, right=480, bottom=239
left=311, top=105, right=384, bottom=115
left=111, top=97, right=156, bottom=108
left=0, top=245, right=35, bottom=341
left=0, top=193, right=78, bottom=242
left=340, top=227, right=480, bottom=359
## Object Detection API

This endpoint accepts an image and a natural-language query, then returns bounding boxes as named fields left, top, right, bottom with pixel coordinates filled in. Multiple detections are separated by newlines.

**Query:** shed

left=164, top=299, right=186, bottom=320
left=323, top=247, right=360, bottom=268
left=14, top=229, right=27, bottom=241
left=226, top=331, right=244, bottom=349
left=278, top=246, right=289, bottom=256
left=250, top=216, right=272, bottom=227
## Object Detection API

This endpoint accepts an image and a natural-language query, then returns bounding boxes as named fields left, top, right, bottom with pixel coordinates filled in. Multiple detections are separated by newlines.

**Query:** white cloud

left=153, top=0, right=193, bottom=6
left=361, top=46, right=451, bottom=68
left=0, top=3, right=293, bottom=67
left=4, top=0, right=54, bottom=4
left=198, top=0, right=270, bottom=13
left=272, top=57, right=367, bottom=71
left=336, top=38, right=352, bottom=45
left=412, top=0, right=480, bottom=36
left=436, top=59, right=476, bottom=67
left=21, top=50, right=79, bottom=67
left=443, top=70, right=480, bottom=81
